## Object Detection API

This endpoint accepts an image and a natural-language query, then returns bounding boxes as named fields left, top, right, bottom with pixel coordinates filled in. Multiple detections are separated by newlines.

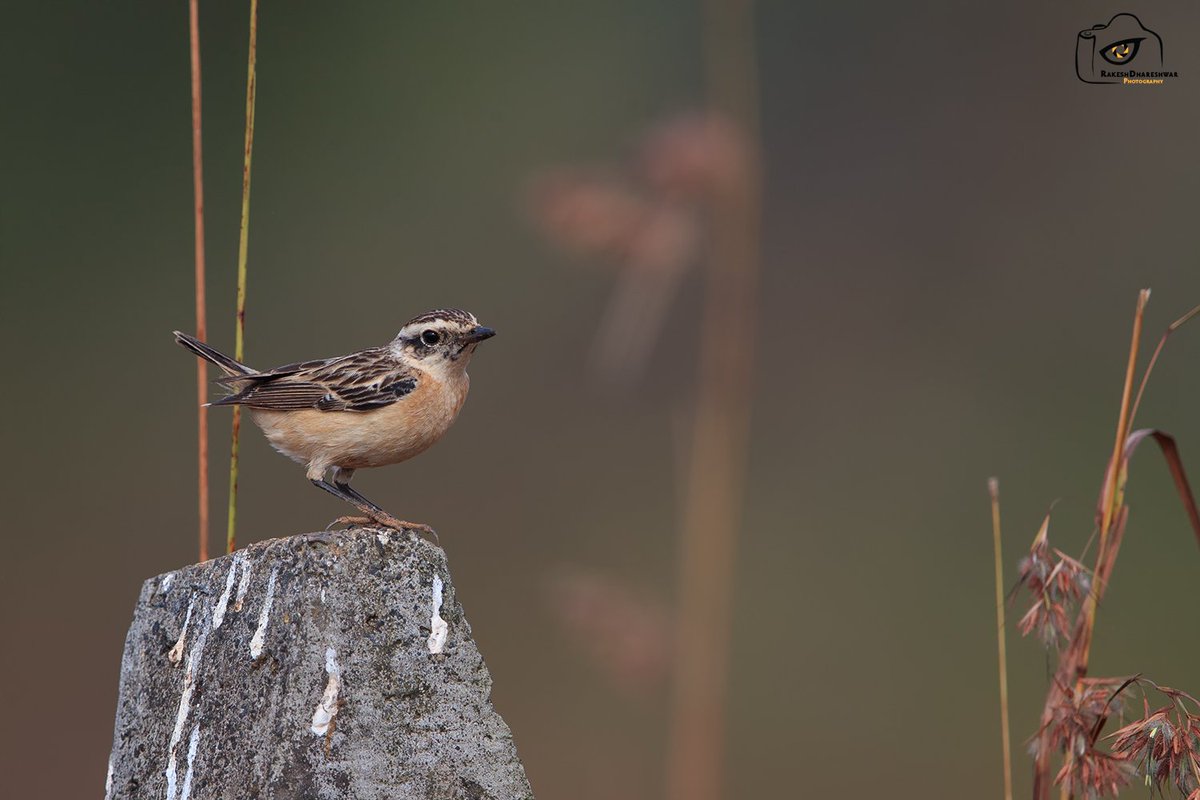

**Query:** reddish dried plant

left=528, top=170, right=694, bottom=270
left=546, top=567, right=672, bottom=695
left=528, top=104, right=760, bottom=800
left=1033, top=677, right=1135, bottom=799
left=526, top=112, right=749, bottom=383
left=1014, top=516, right=1091, bottom=648
left=1108, top=683, right=1200, bottom=799
left=1027, top=676, right=1200, bottom=799
left=994, top=293, right=1200, bottom=800
left=1056, top=745, right=1134, bottom=800
left=638, top=113, right=750, bottom=199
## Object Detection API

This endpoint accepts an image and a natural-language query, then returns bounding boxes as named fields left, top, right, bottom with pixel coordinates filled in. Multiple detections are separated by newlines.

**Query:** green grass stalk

left=227, top=0, right=257, bottom=554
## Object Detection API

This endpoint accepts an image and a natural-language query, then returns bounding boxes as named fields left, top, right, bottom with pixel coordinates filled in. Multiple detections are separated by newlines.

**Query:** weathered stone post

left=105, top=527, right=534, bottom=800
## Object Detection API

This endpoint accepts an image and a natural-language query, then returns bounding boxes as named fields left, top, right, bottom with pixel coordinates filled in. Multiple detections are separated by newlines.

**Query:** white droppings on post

left=168, top=594, right=196, bottom=665
left=376, top=531, right=390, bottom=545
left=166, top=750, right=180, bottom=798
left=185, top=620, right=209, bottom=683
left=428, top=575, right=448, bottom=654
left=160, top=572, right=175, bottom=594
left=249, top=567, right=277, bottom=660
left=320, top=587, right=326, bottom=604
left=166, top=612, right=210, bottom=800
left=179, top=724, right=200, bottom=800
left=310, top=646, right=342, bottom=736
left=233, top=557, right=253, bottom=612
left=104, top=757, right=114, bottom=800
left=211, top=555, right=240, bottom=630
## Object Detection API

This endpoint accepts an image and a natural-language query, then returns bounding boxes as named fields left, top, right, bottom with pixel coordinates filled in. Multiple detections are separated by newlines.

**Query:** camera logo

left=1076, top=13, right=1177, bottom=85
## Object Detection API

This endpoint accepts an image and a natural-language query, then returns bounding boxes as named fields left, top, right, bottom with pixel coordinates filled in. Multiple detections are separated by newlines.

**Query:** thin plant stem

left=665, top=2, right=761, bottom=800
left=1078, top=289, right=1149, bottom=674
left=1026, top=292, right=1200, bottom=800
left=989, top=477, right=1013, bottom=800
left=188, top=0, right=209, bottom=563
left=1059, top=291, right=1147, bottom=800
left=227, top=0, right=257, bottom=555
left=1128, top=301, right=1200, bottom=429
left=1037, top=289, right=1149, bottom=800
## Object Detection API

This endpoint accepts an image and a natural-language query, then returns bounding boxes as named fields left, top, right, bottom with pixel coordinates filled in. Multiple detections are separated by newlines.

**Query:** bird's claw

left=377, top=516, right=439, bottom=545
left=376, top=515, right=439, bottom=546
left=326, top=514, right=438, bottom=544
left=326, top=515, right=374, bottom=531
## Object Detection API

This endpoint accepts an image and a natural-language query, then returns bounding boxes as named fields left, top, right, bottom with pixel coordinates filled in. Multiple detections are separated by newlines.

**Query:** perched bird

left=175, top=309, right=495, bottom=531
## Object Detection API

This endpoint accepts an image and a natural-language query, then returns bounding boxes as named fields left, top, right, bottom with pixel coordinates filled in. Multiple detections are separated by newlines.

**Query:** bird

left=174, top=308, right=495, bottom=531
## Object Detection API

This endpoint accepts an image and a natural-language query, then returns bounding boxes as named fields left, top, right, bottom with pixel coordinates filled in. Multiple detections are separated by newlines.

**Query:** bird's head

left=391, top=309, right=495, bottom=375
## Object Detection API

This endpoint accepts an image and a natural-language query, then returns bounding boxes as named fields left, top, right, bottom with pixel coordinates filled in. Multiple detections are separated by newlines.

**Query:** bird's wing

left=211, top=357, right=323, bottom=386
left=211, top=348, right=419, bottom=412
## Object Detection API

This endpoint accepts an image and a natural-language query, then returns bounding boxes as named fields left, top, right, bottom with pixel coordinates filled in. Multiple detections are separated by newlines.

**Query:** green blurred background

left=3, top=1, right=1200, bottom=797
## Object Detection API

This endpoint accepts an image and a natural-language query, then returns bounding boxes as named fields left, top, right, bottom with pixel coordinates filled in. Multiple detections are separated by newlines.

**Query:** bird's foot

left=327, top=513, right=437, bottom=542
left=373, top=512, right=440, bottom=546
left=327, top=515, right=374, bottom=531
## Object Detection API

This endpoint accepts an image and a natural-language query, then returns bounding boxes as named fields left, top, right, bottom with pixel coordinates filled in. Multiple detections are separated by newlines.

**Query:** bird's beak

left=463, top=326, right=496, bottom=344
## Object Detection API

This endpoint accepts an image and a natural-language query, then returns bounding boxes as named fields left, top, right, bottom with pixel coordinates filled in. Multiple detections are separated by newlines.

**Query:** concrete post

left=105, top=528, right=534, bottom=800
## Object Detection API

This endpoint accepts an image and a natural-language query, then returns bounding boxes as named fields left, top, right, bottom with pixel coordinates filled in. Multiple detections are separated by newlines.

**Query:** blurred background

left=3, top=1, right=1200, bottom=797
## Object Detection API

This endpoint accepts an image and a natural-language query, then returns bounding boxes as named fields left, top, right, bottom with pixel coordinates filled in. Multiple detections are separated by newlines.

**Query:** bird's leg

left=311, top=478, right=402, bottom=528
left=322, top=468, right=375, bottom=528
left=332, top=469, right=385, bottom=514
left=328, top=467, right=389, bottom=526
left=312, top=476, right=432, bottom=534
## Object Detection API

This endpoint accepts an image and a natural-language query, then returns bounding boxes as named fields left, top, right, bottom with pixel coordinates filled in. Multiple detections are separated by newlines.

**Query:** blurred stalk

left=665, top=2, right=761, bottom=799
left=227, top=0, right=257, bottom=555
left=188, top=0, right=209, bottom=563
left=989, top=478, right=1013, bottom=800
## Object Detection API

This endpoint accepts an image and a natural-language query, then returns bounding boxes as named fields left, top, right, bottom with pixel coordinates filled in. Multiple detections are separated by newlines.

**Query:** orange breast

left=249, top=372, right=469, bottom=472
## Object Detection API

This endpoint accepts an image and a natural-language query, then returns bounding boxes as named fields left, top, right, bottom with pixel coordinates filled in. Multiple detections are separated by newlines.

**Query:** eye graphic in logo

left=1076, top=13, right=1163, bottom=84
left=1100, top=38, right=1142, bottom=65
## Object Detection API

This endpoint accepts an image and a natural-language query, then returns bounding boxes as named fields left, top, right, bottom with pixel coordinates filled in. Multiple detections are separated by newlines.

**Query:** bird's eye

left=420, top=329, right=441, bottom=346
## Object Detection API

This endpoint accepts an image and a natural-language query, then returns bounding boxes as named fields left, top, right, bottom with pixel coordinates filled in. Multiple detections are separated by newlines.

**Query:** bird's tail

left=173, top=331, right=257, bottom=378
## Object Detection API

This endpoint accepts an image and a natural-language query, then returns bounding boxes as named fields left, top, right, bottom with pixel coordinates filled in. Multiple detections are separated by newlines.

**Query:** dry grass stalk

left=1006, top=290, right=1200, bottom=800
left=1129, top=302, right=1200, bottom=426
left=665, top=2, right=761, bottom=799
left=188, top=0, right=209, bottom=562
left=1033, top=291, right=1149, bottom=800
left=524, top=6, right=762, bottom=794
left=226, top=0, right=257, bottom=555
left=989, top=478, right=1013, bottom=800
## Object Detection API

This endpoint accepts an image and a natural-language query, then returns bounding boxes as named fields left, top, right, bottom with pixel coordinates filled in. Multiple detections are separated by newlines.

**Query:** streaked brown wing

left=212, top=347, right=418, bottom=412
left=319, top=375, right=418, bottom=411
left=212, top=357, right=327, bottom=386
left=210, top=380, right=330, bottom=410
